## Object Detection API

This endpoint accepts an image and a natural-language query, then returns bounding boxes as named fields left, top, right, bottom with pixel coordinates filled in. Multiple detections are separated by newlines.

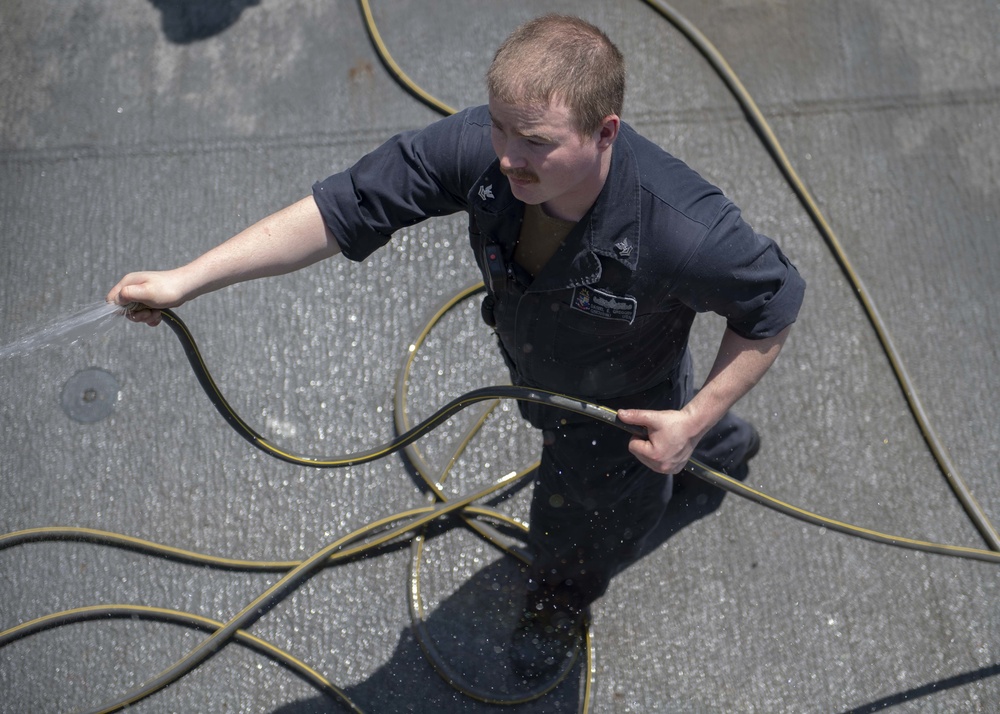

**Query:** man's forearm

left=179, top=195, right=341, bottom=301
left=108, top=195, right=343, bottom=325
left=681, top=325, right=791, bottom=440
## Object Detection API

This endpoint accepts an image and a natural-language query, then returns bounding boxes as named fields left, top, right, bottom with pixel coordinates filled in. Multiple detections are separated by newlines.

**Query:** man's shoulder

left=427, top=105, right=495, bottom=163
left=428, top=104, right=491, bottom=137
left=461, top=104, right=491, bottom=125
left=620, top=123, right=723, bottom=198
left=619, top=123, right=729, bottom=229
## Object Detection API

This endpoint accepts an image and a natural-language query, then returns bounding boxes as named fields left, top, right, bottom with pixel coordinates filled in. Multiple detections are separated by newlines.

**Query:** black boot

left=509, top=592, right=584, bottom=680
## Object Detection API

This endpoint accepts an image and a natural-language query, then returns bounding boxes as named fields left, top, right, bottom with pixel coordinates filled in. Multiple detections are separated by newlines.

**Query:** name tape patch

left=571, top=286, right=637, bottom=324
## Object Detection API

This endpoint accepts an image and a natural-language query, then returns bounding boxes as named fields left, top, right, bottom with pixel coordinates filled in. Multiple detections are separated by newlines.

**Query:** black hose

left=161, top=306, right=1000, bottom=565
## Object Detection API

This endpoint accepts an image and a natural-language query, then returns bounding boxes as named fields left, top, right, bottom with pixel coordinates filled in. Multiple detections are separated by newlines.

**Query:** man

left=108, top=15, right=804, bottom=679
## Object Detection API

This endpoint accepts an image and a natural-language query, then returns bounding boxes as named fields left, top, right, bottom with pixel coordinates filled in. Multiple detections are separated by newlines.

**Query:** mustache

left=501, top=167, right=539, bottom=183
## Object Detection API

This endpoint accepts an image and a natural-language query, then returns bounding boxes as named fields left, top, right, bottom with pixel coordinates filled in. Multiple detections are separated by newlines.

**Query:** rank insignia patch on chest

left=571, top=286, right=638, bottom=324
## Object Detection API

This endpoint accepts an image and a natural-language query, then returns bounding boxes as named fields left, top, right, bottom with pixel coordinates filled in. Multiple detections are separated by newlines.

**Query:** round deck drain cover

left=61, top=368, right=119, bottom=423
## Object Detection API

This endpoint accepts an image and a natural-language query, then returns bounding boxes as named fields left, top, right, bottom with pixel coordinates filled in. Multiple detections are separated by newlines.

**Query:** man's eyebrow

left=489, top=114, right=552, bottom=143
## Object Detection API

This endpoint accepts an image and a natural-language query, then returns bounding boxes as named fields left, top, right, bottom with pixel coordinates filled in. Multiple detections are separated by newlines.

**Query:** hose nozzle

left=119, top=301, right=146, bottom=315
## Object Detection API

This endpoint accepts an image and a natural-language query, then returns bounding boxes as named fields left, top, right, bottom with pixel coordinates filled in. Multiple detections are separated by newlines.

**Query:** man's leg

left=527, top=420, right=674, bottom=610
left=509, top=349, right=760, bottom=677
left=511, top=418, right=673, bottom=678
left=692, top=409, right=760, bottom=478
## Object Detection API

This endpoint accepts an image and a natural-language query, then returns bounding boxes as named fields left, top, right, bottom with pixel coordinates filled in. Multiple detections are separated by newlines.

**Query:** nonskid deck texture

left=2, top=1, right=998, bottom=712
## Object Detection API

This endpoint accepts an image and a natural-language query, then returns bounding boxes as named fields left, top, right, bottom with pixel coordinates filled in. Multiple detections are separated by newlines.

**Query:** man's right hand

left=106, top=269, right=190, bottom=326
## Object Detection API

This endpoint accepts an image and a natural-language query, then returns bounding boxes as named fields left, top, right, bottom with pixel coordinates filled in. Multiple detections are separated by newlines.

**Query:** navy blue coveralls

left=314, top=105, right=806, bottom=610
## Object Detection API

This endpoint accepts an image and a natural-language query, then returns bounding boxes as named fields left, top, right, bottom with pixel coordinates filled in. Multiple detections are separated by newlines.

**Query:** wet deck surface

left=2, top=1, right=999, bottom=712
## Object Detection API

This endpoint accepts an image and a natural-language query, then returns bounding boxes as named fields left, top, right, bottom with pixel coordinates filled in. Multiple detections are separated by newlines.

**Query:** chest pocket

left=549, top=298, right=648, bottom=366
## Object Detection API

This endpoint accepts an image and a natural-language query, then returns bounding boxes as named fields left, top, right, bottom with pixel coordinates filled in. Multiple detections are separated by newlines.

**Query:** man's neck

left=514, top=204, right=576, bottom=277
left=542, top=146, right=613, bottom=222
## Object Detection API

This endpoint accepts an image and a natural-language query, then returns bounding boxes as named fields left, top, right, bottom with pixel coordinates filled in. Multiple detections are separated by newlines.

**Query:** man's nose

left=498, top=142, right=525, bottom=170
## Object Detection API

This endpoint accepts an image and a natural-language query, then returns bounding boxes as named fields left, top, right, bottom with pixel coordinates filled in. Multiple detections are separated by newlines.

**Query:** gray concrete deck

left=2, top=1, right=998, bottom=711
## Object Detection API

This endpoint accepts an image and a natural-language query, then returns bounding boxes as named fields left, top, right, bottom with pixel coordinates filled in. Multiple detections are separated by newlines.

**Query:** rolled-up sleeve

left=677, top=201, right=806, bottom=339
left=311, top=107, right=492, bottom=261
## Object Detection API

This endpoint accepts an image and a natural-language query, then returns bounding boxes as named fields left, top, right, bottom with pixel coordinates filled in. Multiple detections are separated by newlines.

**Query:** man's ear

left=597, top=115, right=620, bottom=149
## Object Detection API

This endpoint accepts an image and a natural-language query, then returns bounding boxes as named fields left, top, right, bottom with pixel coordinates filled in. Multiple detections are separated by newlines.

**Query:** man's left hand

left=616, top=408, right=702, bottom=475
